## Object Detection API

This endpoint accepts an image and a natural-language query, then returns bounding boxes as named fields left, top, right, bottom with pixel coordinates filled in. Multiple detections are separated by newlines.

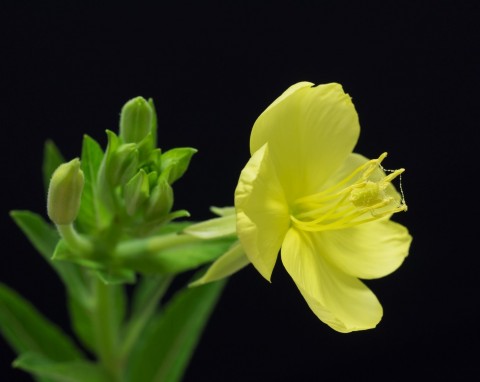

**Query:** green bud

left=160, top=147, right=197, bottom=184
left=119, top=96, right=154, bottom=144
left=147, top=170, right=158, bottom=187
left=108, top=143, right=139, bottom=186
left=145, top=178, right=173, bottom=220
left=148, top=98, right=158, bottom=146
left=124, top=169, right=149, bottom=216
left=47, top=158, right=84, bottom=225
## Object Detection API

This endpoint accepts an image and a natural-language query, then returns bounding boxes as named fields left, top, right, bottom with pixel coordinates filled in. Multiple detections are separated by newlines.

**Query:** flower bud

left=108, top=143, right=139, bottom=186
left=47, top=158, right=84, bottom=225
left=145, top=178, right=173, bottom=220
left=124, top=169, right=149, bottom=216
left=119, top=96, right=154, bottom=144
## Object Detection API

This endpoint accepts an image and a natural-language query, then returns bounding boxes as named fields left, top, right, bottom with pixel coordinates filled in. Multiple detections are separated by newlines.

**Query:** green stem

left=56, top=223, right=93, bottom=254
left=119, top=275, right=173, bottom=359
left=92, top=277, right=123, bottom=381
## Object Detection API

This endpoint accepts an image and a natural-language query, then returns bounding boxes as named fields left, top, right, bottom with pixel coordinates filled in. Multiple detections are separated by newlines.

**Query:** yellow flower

left=235, top=82, right=411, bottom=332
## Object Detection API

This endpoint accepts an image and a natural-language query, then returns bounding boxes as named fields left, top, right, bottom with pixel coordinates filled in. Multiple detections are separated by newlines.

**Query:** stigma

left=291, top=152, right=407, bottom=232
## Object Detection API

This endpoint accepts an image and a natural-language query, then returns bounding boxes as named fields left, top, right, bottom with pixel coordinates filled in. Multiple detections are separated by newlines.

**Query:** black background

left=1, top=2, right=478, bottom=381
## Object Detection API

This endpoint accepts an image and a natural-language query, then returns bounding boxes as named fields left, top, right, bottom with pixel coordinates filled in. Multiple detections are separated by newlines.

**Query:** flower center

left=290, top=152, right=407, bottom=232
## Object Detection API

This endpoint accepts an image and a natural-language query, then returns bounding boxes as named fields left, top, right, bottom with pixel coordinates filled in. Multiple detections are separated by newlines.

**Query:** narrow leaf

left=160, top=147, right=197, bottom=184
left=121, top=238, right=235, bottom=275
left=0, top=283, right=83, bottom=361
left=77, top=134, right=105, bottom=233
left=96, top=268, right=136, bottom=285
left=9, top=211, right=90, bottom=302
left=10, top=210, right=94, bottom=352
left=126, top=278, right=227, bottom=382
left=14, top=352, right=109, bottom=382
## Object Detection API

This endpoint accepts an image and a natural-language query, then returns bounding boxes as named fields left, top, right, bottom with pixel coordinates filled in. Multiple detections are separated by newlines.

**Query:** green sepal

left=160, top=147, right=197, bottom=184
left=77, top=134, right=106, bottom=233
left=13, top=352, right=110, bottom=382
left=125, top=276, right=227, bottom=382
left=42, top=140, right=65, bottom=197
left=0, top=283, right=84, bottom=362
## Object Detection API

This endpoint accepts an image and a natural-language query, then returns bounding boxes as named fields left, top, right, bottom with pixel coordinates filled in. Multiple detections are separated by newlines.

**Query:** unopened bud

left=124, top=169, right=149, bottom=216
left=119, top=96, right=154, bottom=143
left=47, top=158, right=84, bottom=225
left=146, top=178, right=173, bottom=220
left=108, top=143, right=139, bottom=186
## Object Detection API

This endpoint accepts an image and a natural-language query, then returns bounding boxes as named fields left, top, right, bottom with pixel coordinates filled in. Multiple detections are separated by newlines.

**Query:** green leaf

left=160, top=147, right=197, bottom=184
left=96, top=268, right=136, bottom=285
left=9, top=210, right=95, bottom=353
left=77, top=134, right=105, bottom=233
left=43, top=140, right=65, bottom=197
left=126, top=277, right=227, bottom=382
left=10, top=211, right=90, bottom=298
left=10, top=210, right=59, bottom=261
left=0, top=283, right=83, bottom=362
left=130, top=275, right=171, bottom=319
left=119, top=275, right=172, bottom=361
left=121, top=238, right=235, bottom=275
left=67, top=297, right=95, bottom=354
left=14, top=352, right=110, bottom=382
left=9, top=211, right=90, bottom=300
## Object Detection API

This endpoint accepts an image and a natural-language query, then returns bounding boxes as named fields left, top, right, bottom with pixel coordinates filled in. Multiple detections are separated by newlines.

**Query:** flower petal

left=210, top=206, right=235, bottom=216
left=281, top=228, right=383, bottom=332
left=184, top=214, right=236, bottom=239
left=314, top=219, right=412, bottom=279
left=189, top=241, right=249, bottom=286
left=235, top=143, right=290, bottom=281
left=250, top=83, right=360, bottom=200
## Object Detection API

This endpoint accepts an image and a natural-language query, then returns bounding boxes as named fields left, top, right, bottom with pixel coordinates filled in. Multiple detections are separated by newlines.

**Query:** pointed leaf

left=10, top=210, right=95, bottom=353
left=14, top=352, right=109, bottom=382
left=96, top=268, right=136, bottom=285
left=160, top=147, right=197, bottom=184
left=67, top=297, right=95, bottom=354
left=0, top=284, right=83, bottom=361
left=126, top=278, right=227, bottom=382
left=77, top=135, right=105, bottom=233
left=9, top=211, right=90, bottom=302
left=120, top=238, right=235, bottom=275
left=119, top=275, right=172, bottom=360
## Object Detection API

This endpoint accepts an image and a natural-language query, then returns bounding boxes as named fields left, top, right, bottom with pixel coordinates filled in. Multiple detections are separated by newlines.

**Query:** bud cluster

left=46, top=96, right=198, bottom=274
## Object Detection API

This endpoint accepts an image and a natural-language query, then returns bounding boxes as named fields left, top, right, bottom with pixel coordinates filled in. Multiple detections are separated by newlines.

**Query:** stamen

left=291, top=152, right=408, bottom=232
